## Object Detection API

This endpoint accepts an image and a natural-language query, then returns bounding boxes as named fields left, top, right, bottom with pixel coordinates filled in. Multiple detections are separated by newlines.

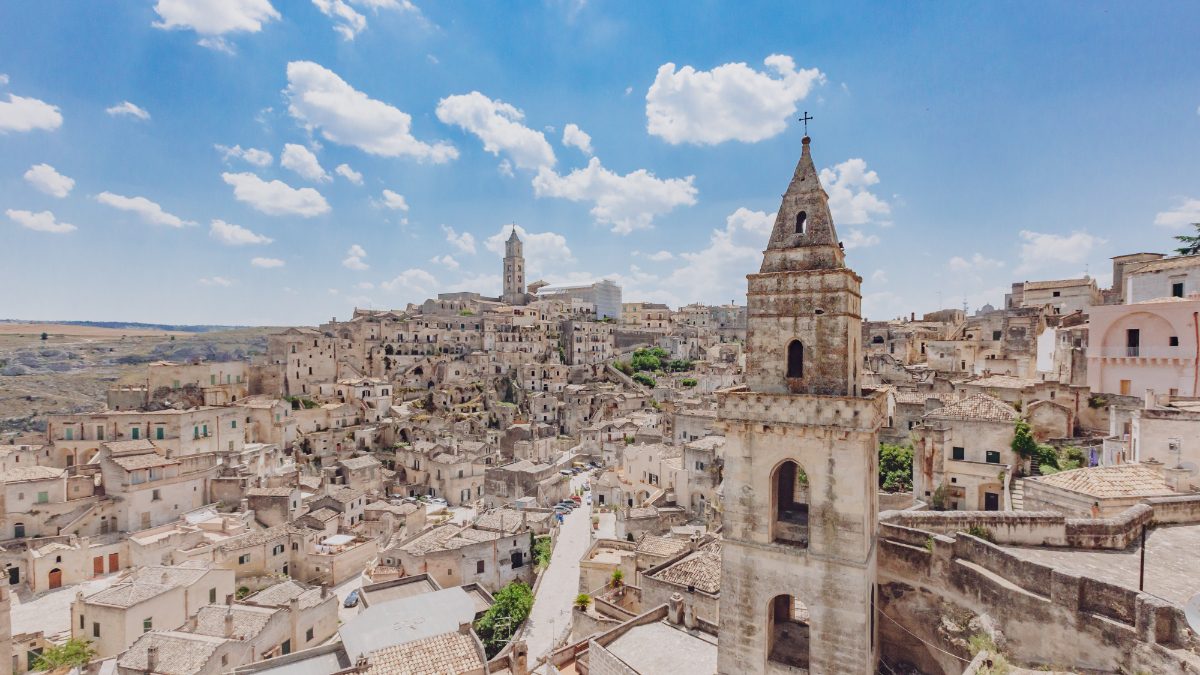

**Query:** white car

left=427, top=497, right=448, bottom=507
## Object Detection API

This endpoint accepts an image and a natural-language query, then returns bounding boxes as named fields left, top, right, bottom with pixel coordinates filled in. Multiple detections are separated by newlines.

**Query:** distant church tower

left=717, top=135, right=883, bottom=674
left=502, top=227, right=526, bottom=305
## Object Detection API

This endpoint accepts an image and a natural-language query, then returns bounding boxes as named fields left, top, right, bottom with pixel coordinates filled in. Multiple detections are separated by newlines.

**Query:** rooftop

left=923, top=393, right=1017, bottom=423
left=363, top=631, right=484, bottom=675
left=191, top=605, right=277, bottom=640
left=340, top=586, right=481, bottom=660
left=647, top=541, right=722, bottom=594
left=1, top=465, right=65, bottom=482
left=603, top=620, right=718, bottom=675
left=636, top=534, right=691, bottom=559
left=1030, top=464, right=1177, bottom=499
left=118, top=630, right=229, bottom=675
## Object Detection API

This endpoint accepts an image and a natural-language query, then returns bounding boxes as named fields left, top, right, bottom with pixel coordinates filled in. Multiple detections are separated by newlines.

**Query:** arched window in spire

left=795, top=211, right=807, bottom=235
left=787, top=340, right=804, bottom=379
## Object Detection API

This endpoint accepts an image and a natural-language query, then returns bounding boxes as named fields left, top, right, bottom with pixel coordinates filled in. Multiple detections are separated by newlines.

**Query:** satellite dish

left=1186, top=593, right=1200, bottom=634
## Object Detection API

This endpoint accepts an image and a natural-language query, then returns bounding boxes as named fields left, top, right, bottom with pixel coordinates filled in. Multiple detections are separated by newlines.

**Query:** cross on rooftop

left=798, top=111, right=813, bottom=136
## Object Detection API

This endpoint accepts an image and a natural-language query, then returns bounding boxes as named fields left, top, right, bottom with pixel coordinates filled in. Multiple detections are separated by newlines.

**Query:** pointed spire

left=507, top=223, right=520, bottom=243
left=760, top=135, right=845, bottom=273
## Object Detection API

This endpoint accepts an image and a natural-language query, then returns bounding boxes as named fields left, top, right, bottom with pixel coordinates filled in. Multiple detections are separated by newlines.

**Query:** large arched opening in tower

left=767, top=594, right=811, bottom=669
left=771, top=459, right=809, bottom=547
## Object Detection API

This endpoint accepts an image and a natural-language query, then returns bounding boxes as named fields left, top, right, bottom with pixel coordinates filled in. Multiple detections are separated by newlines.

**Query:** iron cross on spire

left=798, top=111, right=813, bottom=136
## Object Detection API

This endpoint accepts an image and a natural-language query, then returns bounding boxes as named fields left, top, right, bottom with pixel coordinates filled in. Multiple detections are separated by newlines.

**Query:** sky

left=1, top=2, right=1198, bottom=326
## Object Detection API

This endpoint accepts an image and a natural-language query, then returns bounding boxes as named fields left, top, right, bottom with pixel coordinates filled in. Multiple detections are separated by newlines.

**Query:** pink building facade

left=1087, top=297, right=1200, bottom=398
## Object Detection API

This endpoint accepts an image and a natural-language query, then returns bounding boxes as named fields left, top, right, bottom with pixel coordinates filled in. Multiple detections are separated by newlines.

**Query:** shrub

left=236, top=586, right=250, bottom=599
left=533, top=536, right=552, bottom=569
left=40, top=332, right=48, bottom=341
left=610, top=568, right=625, bottom=587
left=33, top=638, right=96, bottom=670
left=966, top=525, right=994, bottom=542
left=1011, top=420, right=1038, bottom=458
left=574, top=593, right=592, bottom=611
left=632, top=373, right=656, bottom=388
left=680, top=378, right=698, bottom=388
left=474, top=581, right=533, bottom=657
left=614, top=360, right=633, bottom=376
left=931, top=483, right=948, bottom=511
left=879, top=443, right=913, bottom=493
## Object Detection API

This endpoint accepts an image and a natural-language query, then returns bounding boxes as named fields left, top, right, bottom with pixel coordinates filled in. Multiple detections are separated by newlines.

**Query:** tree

left=40, top=332, right=48, bottom=341
left=574, top=593, right=592, bottom=611
left=632, top=372, right=656, bottom=388
left=1174, top=223, right=1200, bottom=256
left=474, top=581, right=534, bottom=657
left=33, top=638, right=97, bottom=670
left=879, top=443, right=914, bottom=492
left=1011, top=420, right=1038, bottom=458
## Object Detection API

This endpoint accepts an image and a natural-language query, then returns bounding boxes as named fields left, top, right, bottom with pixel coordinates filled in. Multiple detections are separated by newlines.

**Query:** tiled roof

left=400, top=525, right=500, bottom=555
left=109, top=451, right=177, bottom=470
left=1127, top=254, right=1200, bottom=275
left=190, top=605, right=276, bottom=640
left=967, top=375, right=1040, bottom=390
left=1032, top=465, right=1176, bottom=499
left=244, top=579, right=327, bottom=609
left=472, top=508, right=532, bottom=533
left=129, top=562, right=213, bottom=588
left=636, top=534, right=690, bottom=558
left=323, top=486, right=365, bottom=503
left=649, top=541, right=721, bottom=594
left=340, top=455, right=382, bottom=470
left=304, top=507, right=341, bottom=522
left=86, top=581, right=173, bottom=607
left=1, top=465, right=65, bottom=482
left=923, top=393, right=1017, bottom=423
left=118, top=631, right=228, bottom=674
left=363, top=631, right=484, bottom=675
left=102, top=439, right=159, bottom=454
left=1023, top=278, right=1094, bottom=291
left=247, top=487, right=295, bottom=497
left=891, top=389, right=955, bottom=406
left=217, top=525, right=289, bottom=552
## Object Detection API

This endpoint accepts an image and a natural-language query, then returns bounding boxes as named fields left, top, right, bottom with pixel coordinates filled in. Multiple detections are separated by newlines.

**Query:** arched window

left=768, top=594, right=810, bottom=669
left=771, top=460, right=809, bottom=547
left=795, top=211, right=807, bottom=234
left=787, top=340, right=804, bottom=379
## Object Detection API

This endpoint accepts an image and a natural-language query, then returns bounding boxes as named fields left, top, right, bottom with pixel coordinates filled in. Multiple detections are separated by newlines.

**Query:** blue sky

left=2, top=1, right=1198, bottom=326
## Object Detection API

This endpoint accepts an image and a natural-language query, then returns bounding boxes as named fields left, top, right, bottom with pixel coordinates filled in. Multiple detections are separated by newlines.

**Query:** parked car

left=343, top=590, right=360, bottom=608
left=559, top=469, right=572, bottom=476
left=569, top=495, right=582, bottom=503
left=428, top=497, right=448, bottom=507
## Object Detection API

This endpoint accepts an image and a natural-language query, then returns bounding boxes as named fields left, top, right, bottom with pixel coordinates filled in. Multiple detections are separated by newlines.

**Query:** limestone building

left=717, top=134, right=884, bottom=674
left=502, top=227, right=527, bottom=306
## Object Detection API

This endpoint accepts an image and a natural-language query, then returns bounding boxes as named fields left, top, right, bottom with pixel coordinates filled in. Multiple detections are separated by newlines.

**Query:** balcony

left=1095, top=347, right=1192, bottom=361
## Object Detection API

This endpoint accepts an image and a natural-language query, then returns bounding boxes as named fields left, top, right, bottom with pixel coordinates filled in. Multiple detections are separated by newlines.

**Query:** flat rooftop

left=603, top=621, right=718, bottom=675
left=999, top=523, right=1200, bottom=605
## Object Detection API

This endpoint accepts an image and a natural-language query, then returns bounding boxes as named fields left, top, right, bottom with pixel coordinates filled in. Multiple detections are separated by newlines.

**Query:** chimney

left=224, top=609, right=235, bottom=638
left=683, top=600, right=696, bottom=629
left=146, top=645, right=159, bottom=672
left=667, top=592, right=684, bottom=625
left=321, top=585, right=329, bottom=599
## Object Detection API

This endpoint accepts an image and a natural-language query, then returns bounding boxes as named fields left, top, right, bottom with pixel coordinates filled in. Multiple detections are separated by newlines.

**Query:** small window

left=1052, top=291, right=1061, bottom=297
left=985, top=451, right=1001, bottom=464
left=210, top=588, right=217, bottom=603
left=951, top=447, right=965, bottom=461
left=80, top=614, right=85, bottom=629
left=476, top=560, right=485, bottom=574
left=93, top=622, right=101, bottom=637
left=143, top=618, right=153, bottom=633
left=306, top=627, right=314, bottom=642
left=786, top=340, right=804, bottom=379
left=1173, top=282, right=1185, bottom=298
left=992, top=330, right=1002, bottom=341
left=37, top=492, right=48, bottom=504
left=152, top=489, right=161, bottom=502
left=795, top=211, right=807, bottom=234
left=156, top=427, right=164, bottom=440
left=239, top=554, right=250, bottom=564
left=1170, top=336, right=1180, bottom=347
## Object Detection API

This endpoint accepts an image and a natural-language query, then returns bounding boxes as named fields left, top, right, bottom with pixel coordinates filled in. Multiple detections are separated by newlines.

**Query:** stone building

left=502, top=227, right=528, bottom=306
left=717, top=134, right=884, bottom=674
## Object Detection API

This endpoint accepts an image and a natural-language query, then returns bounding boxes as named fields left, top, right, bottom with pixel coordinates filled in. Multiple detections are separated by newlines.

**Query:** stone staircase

left=1010, top=478, right=1025, bottom=511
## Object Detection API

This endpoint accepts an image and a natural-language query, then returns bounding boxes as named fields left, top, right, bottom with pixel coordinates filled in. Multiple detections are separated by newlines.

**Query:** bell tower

left=717, top=134, right=883, bottom=675
left=502, top=226, right=526, bottom=305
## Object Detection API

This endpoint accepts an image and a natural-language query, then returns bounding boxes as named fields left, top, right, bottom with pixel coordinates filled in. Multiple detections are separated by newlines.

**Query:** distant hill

left=0, top=319, right=252, bottom=333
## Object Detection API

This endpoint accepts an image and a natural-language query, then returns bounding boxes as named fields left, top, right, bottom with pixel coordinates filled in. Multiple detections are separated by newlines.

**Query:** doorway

left=93, top=556, right=104, bottom=576
left=108, top=552, right=119, bottom=573
left=48, top=568, right=63, bottom=589
left=984, top=492, right=1000, bottom=511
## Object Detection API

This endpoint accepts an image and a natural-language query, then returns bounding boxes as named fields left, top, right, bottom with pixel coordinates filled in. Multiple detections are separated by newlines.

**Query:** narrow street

left=524, top=474, right=594, bottom=670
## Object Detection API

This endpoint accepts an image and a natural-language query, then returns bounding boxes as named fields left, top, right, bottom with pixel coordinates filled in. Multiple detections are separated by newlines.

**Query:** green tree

left=40, top=332, right=48, bottom=341
left=474, top=581, right=534, bottom=657
left=878, top=443, right=914, bottom=492
left=632, top=372, right=656, bottom=388
left=33, top=638, right=97, bottom=670
left=680, top=378, right=698, bottom=387
left=1174, top=223, right=1200, bottom=256
left=1011, top=420, right=1038, bottom=458
left=610, top=568, right=625, bottom=587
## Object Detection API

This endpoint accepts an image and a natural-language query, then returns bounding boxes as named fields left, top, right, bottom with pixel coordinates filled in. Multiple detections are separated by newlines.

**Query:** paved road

left=524, top=474, right=594, bottom=670
left=10, top=573, right=122, bottom=639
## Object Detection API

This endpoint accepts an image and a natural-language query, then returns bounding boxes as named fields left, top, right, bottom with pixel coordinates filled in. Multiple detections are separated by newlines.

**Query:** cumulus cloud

left=645, top=250, right=674, bottom=262
left=0, top=74, right=7, bottom=85
left=335, top=163, right=363, bottom=184
left=216, top=144, right=273, bottom=167
left=646, top=54, right=824, bottom=145
left=0, top=93, right=63, bottom=133
left=377, top=189, right=409, bottom=211
left=842, top=229, right=880, bottom=250
left=6, top=209, right=76, bottom=234
left=948, top=253, right=1004, bottom=272
left=23, top=164, right=74, bottom=198
left=484, top=224, right=574, bottom=276
left=1015, top=230, right=1103, bottom=275
left=222, top=172, right=330, bottom=217
left=381, top=268, right=437, bottom=298
left=209, top=219, right=272, bottom=245
left=562, top=123, right=593, bottom=155
left=445, top=272, right=502, bottom=295
left=313, top=0, right=423, bottom=40
left=430, top=254, right=459, bottom=270
left=497, top=160, right=514, bottom=178
left=532, top=157, right=697, bottom=234
left=199, top=276, right=234, bottom=287
left=1153, top=197, right=1200, bottom=230
left=650, top=207, right=774, bottom=305
left=152, top=0, right=280, bottom=52
left=280, top=143, right=330, bottom=182
left=251, top=256, right=285, bottom=268
left=106, top=101, right=150, bottom=120
left=436, top=92, right=556, bottom=170
left=96, top=192, right=193, bottom=227
left=285, top=61, right=457, bottom=162
left=819, top=158, right=891, bottom=226
left=343, top=244, right=369, bottom=270
left=442, top=225, right=476, bottom=255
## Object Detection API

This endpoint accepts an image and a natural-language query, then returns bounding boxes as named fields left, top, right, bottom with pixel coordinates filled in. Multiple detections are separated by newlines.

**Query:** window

left=14, top=523, right=24, bottom=538
left=786, top=340, right=804, bottom=379
left=156, top=427, right=164, bottom=440
left=96, top=426, right=104, bottom=440
left=1173, top=282, right=1185, bottom=298
left=985, top=450, right=1001, bottom=464
left=238, top=554, right=250, bottom=564
left=143, top=618, right=153, bottom=633
left=37, top=492, right=48, bottom=504
left=795, top=211, right=807, bottom=234
left=477, top=560, right=485, bottom=574
left=273, top=544, right=284, bottom=556
left=992, top=330, right=1002, bottom=341
left=202, top=424, right=209, bottom=437
left=1052, top=291, right=1061, bottom=297
left=231, top=420, right=237, bottom=429
left=1170, top=336, right=1180, bottom=347
left=772, top=460, right=809, bottom=547
left=152, top=489, right=161, bottom=501
left=951, top=447, right=965, bottom=461
left=306, top=627, right=314, bottom=642
left=281, top=640, right=291, bottom=656
left=210, top=588, right=217, bottom=603
left=93, top=622, right=101, bottom=638
left=65, top=428, right=73, bottom=440
left=131, top=427, right=140, bottom=440
left=80, top=614, right=85, bottom=629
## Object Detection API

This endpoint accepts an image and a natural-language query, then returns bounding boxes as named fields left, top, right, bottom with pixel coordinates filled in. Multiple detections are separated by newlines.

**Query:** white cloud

left=251, top=256, right=285, bottom=268
left=355, top=281, right=375, bottom=290
left=209, top=219, right=272, bottom=245
left=646, top=54, right=824, bottom=145
left=280, top=143, right=330, bottom=182
left=313, top=0, right=366, bottom=40
left=215, top=144, right=273, bottom=167
left=378, top=189, right=409, bottom=211
left=222, top=172, right=331, bottom=217
left=646, top=250, right=674, bottom=262
left=106, top=101, right=150, bottom=120
left=484, top=224, right=575, bottom=276
left=6, top=209, right=76, bottom=234
left=649, top=207, right=774, bottom=305
left=96, top=192, right=193, bottom=227
left=0, top=74, right=7, bottom=86
left=445, top=272, right=501, bottom=294
left=870, top=269, right=888, bottom=284
left=198, top=276, right=234, bottom=287
left=23, top=164, right=74, bottom=198
left=819, top=158, right=891, bottom=226
left=561, top=123, right=593, bottom=155
left=948, top=253, right=1004, bottom=272
left=1015, top=230, right=1103, bottom=275
left=381, top=268, right=437, bottom=298
left=335, top=163, right=363, bottom=184
left=442, top=225, right=476, bottom=255
left=152, top=0, right=280, bottom=52
left=0, top=94, right=63, bottom=133
left=1153, top=197, right=1200, bottom=230
left=285, top=61, right=457, bottom=162
left=842, top=229, right=880, bottom=250
left=532, top=157, right=697, bottom=234
left=430, top=254, right=459, bottom=270
left=343, top=244, right=369, bottom=270
left=498, top=160, right=514, bottom=178
left=436, top=92, right=555, bottom=170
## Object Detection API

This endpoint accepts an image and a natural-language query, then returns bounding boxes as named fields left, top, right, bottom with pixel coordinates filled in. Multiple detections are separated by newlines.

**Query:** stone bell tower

left=717, top=134, right=884, bottom=675
left=502, top=226, right=526, bottom=305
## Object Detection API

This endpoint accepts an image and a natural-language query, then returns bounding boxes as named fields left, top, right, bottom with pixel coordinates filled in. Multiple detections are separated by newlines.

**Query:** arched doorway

left=771, top=460, right=809, bottom=547
left=787, top=340, right=804, bottom=379
left=48, top=568, right=63, bottom=589
left=768, top=594, right=810, bottom=669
